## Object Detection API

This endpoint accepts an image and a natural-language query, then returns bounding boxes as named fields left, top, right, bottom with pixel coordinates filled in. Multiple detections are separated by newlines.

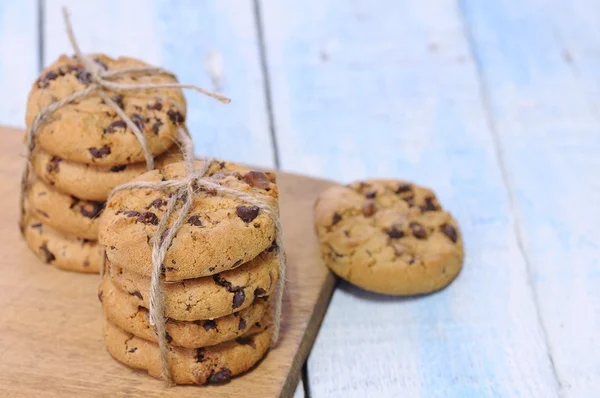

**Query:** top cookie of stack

left=22, top=54, right=186, bottom=273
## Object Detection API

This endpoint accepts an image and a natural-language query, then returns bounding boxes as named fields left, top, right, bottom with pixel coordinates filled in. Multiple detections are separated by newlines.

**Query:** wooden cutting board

left=0, top=126, right=336, bottom=398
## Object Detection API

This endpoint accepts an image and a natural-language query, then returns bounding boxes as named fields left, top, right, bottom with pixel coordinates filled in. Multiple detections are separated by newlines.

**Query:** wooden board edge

left=280, top=272, right=336, bottom=398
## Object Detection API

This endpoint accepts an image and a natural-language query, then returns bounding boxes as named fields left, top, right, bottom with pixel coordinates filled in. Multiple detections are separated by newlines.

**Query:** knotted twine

left=19, top=6, right=229, bottom=230
left=21, top=7, right=285, bottom=385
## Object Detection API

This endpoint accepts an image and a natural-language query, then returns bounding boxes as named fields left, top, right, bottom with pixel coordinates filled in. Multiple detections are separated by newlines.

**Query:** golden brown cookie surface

left=99, top=274, right=268, bottom=348
left=26, top=54, right=186, bottom=165
left=99, top=160, right=280, bottom=282
left=26, top=178, right=103, bottom=240
left=314, top=179, right=463, bottom=295
left=103, top=317, right=272, bottom=384
left=23, top=215, right=101, bottom=273
left=107, top=248, right=278, bottom=321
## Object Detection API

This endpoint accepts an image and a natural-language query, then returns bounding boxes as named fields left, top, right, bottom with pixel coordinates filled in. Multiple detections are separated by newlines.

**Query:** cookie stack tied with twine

left=20, top=8, right=229, bottom=273
left=98, top=127, right=285, bottom=384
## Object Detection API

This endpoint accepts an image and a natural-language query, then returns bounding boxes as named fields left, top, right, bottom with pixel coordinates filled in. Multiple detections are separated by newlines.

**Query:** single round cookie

left=23, top=215, right=101, bottom=273
left=99, top=160, right=279, bottom=282
left=314, top=180, right=463, bottom=295
left=99, top=274, right=269, bottom=348
left=104, top=317, right=272, bottom=384
left=31, top=145, right=183, bottom=202
left=26, top=54, right=187, bottom=166
left=26, top=178, right=102, bottom=240
left=107, top=248, right=278, bottom=321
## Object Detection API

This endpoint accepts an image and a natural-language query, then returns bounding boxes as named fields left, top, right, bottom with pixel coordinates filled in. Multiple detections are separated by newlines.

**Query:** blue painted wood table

left=1, top=1, right=598, bottom=397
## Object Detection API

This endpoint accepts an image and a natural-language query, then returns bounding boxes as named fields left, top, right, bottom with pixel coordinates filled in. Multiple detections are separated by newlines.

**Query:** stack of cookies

left=98, top=160, right=281, bottom=384
left=21, top=54, right=186, bottom=273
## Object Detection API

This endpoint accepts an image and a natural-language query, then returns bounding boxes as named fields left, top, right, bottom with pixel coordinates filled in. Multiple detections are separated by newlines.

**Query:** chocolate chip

left=46, top=156, right=62, bottom=173
left=167, top=109, right=185, bottom=125
left=110, top=95, right=124, bottom=109
left=39, top=243, right=55, bottom=263
left=89, top=145, right=111, bottom=158
left=403, top=194, right=415, bottom=207
left=242, top=171, right=271, bottom=189
left=40, top=71, right=59, bottom=87
left=30, top=223, right=43, bottom=231
left=396, top=184, right=412, bottom=194
left=137, top=211, right=159, bottom=225
left=236, top=205, right=260, bottom=223
left=232, top=290, right=245, bottom=309
left=235, top=337, right=256, bottom=349
left=386, top=225, right=404, bottom=239
left=187, top=215, right=202, bottom=226
left=79, top=201, right=105, bottom=219
left=254, top=287, right=266, bottom=297
left=165, top=332, right=172, bottom=343
left=238, top=318, right=247, bottom=330
left=267, top=240, right=278, bottom=252
left=130, top=113, right=145, bottom=131
left=148, top=199, right=166, bottom=209
left=152, top=119, right=163, bottom=135
left=129, top=290, right=143, bottom=300
left=208, top=369, right=232, bottom=384
left=127, top=347, right=137, bottom=353
left=213, top=274, right=235, bottom=291
left=122, top=210, right=141, bottom=218
left=421, top=196, right=439, bottom=212
left=196, top=348, right=207, bottom=362
left=93, top=58, right=108, bottom=70
left=410, top=222, right=427, bottom=239
left=110, top=165, right=126, bottom=172
left=441, top=224, right=458, bottom=243
left=202, top=320, right=217, bottom=331
left=147, top=102, right=162, bottom=111
left=83, top=259, right=90, bottom=267
left=365, top=190, right=377, bottom=199
left=362, top=200, right=376, bottom=217
left=332, top=212, right=342, bottom=226
left=76, top=69, right=92, bottom=84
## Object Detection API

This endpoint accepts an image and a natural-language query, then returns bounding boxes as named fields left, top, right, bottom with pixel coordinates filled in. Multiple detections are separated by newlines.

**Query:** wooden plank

left=259, top=0, right=561, bottom=396
left=0, top=125, right=333, bottom=397
left=44, top=0, right=274, bottom=168
left=0, top=0, right=38, bottom=127
left=461, top=0, right=600, bottom=395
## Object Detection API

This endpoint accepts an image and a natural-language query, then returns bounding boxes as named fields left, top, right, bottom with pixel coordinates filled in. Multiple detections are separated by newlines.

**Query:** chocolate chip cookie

left=26, top=54, right=187, bottom=166
left=100, top=274, right=269, bottom=348
left=26, top=178, right=103, bottom=240
left=314, top=180, right=463, bottom=295
left=99, top=160, right=279, bottom=282
left=107, top=248, right=278, bottom=321
left=23, top=215, right=101, bottom=273
left=103, top=317, right=272, bottom=384
left=30, top=145, right=183, bottom=202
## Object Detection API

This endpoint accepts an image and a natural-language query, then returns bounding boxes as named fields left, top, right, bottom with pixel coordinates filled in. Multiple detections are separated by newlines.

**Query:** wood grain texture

left=0, top=126, right=333, bottom=397
left=461, top=0, right=600, bottom=395
left=259, top=0, right=561, bottom=396
left=44, top=0, right=274, bottom=167
left=0, top=0, right=38, bottom=127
